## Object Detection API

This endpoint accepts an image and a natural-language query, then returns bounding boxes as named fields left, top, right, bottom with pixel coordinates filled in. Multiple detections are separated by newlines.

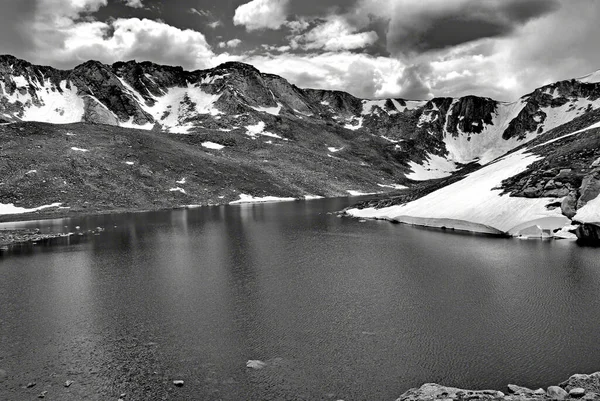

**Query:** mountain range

left=1, top=55, right=599, bottom=241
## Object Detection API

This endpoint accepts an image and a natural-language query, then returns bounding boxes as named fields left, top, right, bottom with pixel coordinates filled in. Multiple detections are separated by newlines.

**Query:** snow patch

left=377, top=183, right=408, bottom=190
left=344, top=117, right=363, bottom=131
left=230, top=194, right=296, bottom=204
left=347, top=190, right=379, bottom=196
left=169, top=187, right=187, bottom=194
left=176, top=178, right=187, bottom=185
left=327, top=146, right=343, bottom=153
left=0, top=202, right=62, bottom=216
left=406, top=154, right=457, bottom=180
left=71, top=147, right=89, bottom=152
left=348, top=149, right=565, bottom=233
left=574, top=193, right=600, bottom=223
left=251, top=103, right=282, bottom=115
left=125, top=161, right=135, bottom=165
left=244, top=121, right=281, bottom=139
left=202, top=141, right=225, bottom=150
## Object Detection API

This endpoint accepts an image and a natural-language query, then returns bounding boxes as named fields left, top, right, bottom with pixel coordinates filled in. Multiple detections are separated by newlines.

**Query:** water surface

left=1, top=198, right=600, bottom=400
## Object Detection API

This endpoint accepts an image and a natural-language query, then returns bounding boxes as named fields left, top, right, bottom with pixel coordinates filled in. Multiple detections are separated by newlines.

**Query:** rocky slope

left=398, top=371, right=600, bottom=400
left=1, top=55, right=600, bottom=239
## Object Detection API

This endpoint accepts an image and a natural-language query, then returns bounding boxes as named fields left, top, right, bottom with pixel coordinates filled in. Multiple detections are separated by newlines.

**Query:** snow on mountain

left=347, top=148, right=566, bottom=233
left=2, top=54, right=600, bottom=188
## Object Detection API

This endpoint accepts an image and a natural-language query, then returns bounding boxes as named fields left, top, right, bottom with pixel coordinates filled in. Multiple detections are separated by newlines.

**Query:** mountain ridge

left=2, top=54, right=600, bottom=241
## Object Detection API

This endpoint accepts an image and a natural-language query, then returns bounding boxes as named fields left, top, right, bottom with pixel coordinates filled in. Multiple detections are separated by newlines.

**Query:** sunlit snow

left=202, top=141, right=225, bottom=150
left=230, top=194, right=296, bottom=204
left=0, top=202, right=62, bottom=216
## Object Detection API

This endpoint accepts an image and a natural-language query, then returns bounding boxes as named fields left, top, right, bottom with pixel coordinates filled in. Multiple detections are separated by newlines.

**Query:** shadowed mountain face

left=1, top=55, right=600, bottom=239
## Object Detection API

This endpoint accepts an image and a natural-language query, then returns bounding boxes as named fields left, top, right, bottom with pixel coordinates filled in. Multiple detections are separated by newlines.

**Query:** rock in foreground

left=397, top=372, right=600, bottom=400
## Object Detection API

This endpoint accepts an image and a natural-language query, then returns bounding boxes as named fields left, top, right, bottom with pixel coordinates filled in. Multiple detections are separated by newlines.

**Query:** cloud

left=207, top=20, right=222, bottom=29
left=233, top=0, right=290, bottom=31
left=189, top=8, right=210, bottom=17
left=123, top=0, right=143, bottom=8
left=355, top=0, right=560, bottom=54
left=219, top=39, right=242, bottom=49
left=237, top=52, right=406, bottom=98
left=291, top=17, right=378, bottom=51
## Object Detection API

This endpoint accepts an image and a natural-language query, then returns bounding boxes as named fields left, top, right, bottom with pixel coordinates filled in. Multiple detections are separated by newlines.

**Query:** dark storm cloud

left=0, top=0, right=37, bottom=57
left=386, top=0, right=561, bottom=54
left=287, top=0, right=359, bottom=19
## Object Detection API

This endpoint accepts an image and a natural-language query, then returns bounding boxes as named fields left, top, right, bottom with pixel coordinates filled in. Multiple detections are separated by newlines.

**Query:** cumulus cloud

left=123, top=0, right=143, bottom=8
left=238, top=52, right=406, bottom=98
left=233, top=0, right=290, bottom=31
left=291, top=17, right=378, bottom=51
left=22, top=1, right=216, bottom=70
left=219, top=39, right=242, bottom=49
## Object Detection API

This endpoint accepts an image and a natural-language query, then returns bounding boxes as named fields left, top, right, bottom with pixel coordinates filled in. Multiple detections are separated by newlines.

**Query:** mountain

left=1, top=55, right=600, bottom=241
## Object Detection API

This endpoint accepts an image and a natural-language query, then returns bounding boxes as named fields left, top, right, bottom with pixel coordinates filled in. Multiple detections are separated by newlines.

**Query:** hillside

left=1, top=55, right=600, bottom=240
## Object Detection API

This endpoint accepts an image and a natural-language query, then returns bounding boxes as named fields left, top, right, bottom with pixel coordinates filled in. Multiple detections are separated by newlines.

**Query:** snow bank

left=377, top=183, right=408, bottom=190
left=574, top=193, right=600, bottom=223
left=406, top=154, right=457, bottom=180
left=244, top=121, right=281, bottom=139
left=251, top=103, right=282, bottom=115
left=348, top=149, right=565, bottom=233
left=344, top=117, right=363, bottom=131
left=0, top=202, right=62, bottom=216
left=202, top=141, right=225, bottom=150
left=347, top=190, right=379, bottom=196
left=230, top=194, right=296, bottom=204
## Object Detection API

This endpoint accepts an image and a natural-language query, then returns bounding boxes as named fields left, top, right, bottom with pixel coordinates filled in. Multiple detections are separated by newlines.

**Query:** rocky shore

left=398, top=372, right=600, bottom=400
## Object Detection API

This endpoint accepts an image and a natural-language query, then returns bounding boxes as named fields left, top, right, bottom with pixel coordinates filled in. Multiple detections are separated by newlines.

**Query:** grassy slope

left=0, top=118, right=408, bottom=222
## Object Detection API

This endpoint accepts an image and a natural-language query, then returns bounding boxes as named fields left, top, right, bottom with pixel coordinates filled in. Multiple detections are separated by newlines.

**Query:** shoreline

left=398, top=371, right=600, bottom=400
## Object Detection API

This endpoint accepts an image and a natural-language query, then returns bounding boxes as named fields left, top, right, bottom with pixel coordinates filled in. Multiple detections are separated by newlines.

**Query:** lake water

left=1, top=198, right=600, bottom=401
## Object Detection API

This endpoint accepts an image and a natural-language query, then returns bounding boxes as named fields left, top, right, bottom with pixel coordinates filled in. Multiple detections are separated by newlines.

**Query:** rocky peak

left=446, top=95, right=497, bottom=135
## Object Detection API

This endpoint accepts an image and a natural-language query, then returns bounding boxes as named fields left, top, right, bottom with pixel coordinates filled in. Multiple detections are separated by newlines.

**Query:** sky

left=1, top=0, right=599, bottom=101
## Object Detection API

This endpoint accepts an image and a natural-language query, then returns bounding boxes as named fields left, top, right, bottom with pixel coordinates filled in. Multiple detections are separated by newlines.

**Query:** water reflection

left=1, top=199, right=600, bottom=400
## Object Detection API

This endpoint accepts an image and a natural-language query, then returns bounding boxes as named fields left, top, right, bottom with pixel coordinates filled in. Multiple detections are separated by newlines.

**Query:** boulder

left=575, top=223, right=600, bottom=244
left=547, top=386, right=568, bottom=399
left=577, top=172, right=600, bottom=209
left=561, top=192, right=578, bottom=219
left=570, top=387, right=586, bottom=398
left=507, top=384, right=535, bottom=395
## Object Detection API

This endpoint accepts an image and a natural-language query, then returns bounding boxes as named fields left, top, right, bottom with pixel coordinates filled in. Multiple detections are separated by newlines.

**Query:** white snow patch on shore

left=347, top=190, right=379, bottom=196
left=328, top=146, right=343, bottom=152
left=169, top=187, right=186, bottom=194
left=176, top=178, right=187, bottom=184
left=202, top=141, right=225, bottom=150
left=71, top=147, right=88, bottom=152
left=377, top=183, right=408, bottom=190
left=230, top=194, right=296, bottom=204
left=304, top=195, right=324, bottom=200
left=0, top=202, right=62, bottom=216
left=348, top=149, right=565, bottom=233
left=125, top=161, right=135, bottom=165
left=406, top=154, right=457, bottom=180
